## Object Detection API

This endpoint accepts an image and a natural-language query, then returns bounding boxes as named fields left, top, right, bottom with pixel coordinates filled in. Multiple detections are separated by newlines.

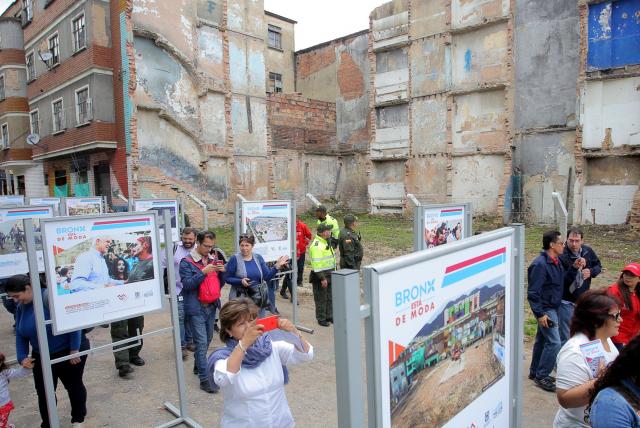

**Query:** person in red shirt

left=607, top=263, right=640, bottom=350
left=280, top=219, right=312, bottom=300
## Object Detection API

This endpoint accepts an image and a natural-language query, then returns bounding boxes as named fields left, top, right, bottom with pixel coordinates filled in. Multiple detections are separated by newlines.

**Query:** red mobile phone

left=256, top=315, right=279, bottom=332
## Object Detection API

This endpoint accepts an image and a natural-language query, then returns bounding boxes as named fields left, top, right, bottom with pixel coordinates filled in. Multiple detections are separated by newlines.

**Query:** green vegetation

left=209, top=214, right=639, bottom=338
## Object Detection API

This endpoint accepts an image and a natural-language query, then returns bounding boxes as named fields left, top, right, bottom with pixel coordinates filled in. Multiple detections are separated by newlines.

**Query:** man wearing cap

left=338, top=214, right=363, bottom=270
left=558, top=227, right=602, bottom=345
left=314, top=205, right=339, bottom=249
left=309, top=223, right=336, bottom=327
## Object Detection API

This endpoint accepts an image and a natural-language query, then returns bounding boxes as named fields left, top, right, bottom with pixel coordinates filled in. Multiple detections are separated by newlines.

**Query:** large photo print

left=423, top=205, right=467, bottom=249
left=241, top=201, right=291, bottom=262
left=42, top=214, right=163, bottom=334
left=0, top=207, right=54, bottom=277
left=65, top=197, right=104, bottom=216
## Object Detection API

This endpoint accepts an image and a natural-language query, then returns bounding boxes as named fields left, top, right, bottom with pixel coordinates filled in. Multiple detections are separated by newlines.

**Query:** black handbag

left=247, top=281, right=269, bottom=309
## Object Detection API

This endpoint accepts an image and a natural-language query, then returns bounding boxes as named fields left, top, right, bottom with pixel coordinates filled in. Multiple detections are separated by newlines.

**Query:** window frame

left=29, top=109, right=40, bottom=135
left=268, top=71, right=283, bottom=93
left=267, top=24, right=282, bottom=50
left=74, top=85, right=90, bottom=126
left=71, top=12, right=86, bottom=53
left=26, top=50, right=36, bottom=82
left=51, top=97, right=65, bottom=134
left=1, top=123, right=9, bottom=150
left=48, top=32, right=60, bottom=67
left=0, top=74, right=5, bottom=101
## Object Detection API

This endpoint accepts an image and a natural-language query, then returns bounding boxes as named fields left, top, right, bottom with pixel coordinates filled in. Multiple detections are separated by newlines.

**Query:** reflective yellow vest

left=309, top=235, right=336, bottom=272
left=317, top=214, right=340, bottom=241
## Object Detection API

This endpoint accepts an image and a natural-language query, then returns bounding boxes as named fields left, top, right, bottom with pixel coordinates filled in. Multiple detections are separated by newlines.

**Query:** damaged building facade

left=1, top=0, right=638, bottom=226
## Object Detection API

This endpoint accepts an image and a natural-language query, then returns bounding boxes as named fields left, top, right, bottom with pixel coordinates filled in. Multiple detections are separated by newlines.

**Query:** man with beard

left=174, top=227, right=197, bottom=357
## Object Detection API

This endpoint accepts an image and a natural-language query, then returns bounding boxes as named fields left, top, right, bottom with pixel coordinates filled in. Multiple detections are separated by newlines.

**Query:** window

left=0, top=75, right=4, bottom=101
left=52, top=98, right=65, bottom=133
left=75, top=87, right=91, bottom=125
left=1, top=124, right=9, bottom=149
left=30, top=110, right=39, bottom=135
left=48, top=33, right=60, bottom=66
left=21, top=0, right=33, bottom=26
left=267, top=24, right=282, bottom=49
left=268, top=72, right=283, bottom=93
left=72, top=14, right=86, bottom=52
left=26, top=52, right=35, bottom=81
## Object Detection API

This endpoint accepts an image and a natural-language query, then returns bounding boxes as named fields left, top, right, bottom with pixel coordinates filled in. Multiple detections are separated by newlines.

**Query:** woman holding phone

left=207, top=298, right=313, bottom=427
left=224, top=234, right=289, bottom=316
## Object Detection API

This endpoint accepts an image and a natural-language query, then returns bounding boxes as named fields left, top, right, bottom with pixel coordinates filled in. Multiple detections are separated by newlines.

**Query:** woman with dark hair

left=224, top=234, right=289, bottom=316
left=607, top=263, right=640, bottom=350
left=207, top=298, right=312, bottom=427
left=589, top=334, right=640, bottom=427
left=111, top=257, right=129, bottom=281
left=553, top=289, right=621, bottom=427
left=5, top=274, right=89, bottom=427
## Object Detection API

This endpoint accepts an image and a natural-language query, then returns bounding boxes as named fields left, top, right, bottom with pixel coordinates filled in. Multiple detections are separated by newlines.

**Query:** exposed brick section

left=295, top=44, right=336, bottom=79
left=22, top=0, right=85, bottom=44
left=337, top=51, right=365, bottom=100
left=32, top=122, right=116, bottom=158
left=0, top=98, right=29, bottom=115
left=0, top=49, right=26, bottom=65
left=27, top=46, right=114, bottom=99
left=268, top=93, right=337, bottom=153
left=0, top=148, right=33, bottom=163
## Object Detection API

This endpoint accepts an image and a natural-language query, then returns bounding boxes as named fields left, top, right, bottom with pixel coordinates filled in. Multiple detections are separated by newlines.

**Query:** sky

left=0, top=0, right=385, bottom=51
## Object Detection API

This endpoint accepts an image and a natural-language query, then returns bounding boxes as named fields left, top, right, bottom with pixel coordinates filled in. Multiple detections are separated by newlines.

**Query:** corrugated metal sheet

left=588, top=0, right=640, bottom=70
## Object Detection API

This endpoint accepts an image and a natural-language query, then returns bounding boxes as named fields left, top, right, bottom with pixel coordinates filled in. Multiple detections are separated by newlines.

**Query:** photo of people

left=424, top=221, right=463, bottom=249
left=390, top=278, right=506, bottom=427
left=65, top=198, right=103, bottom=216
left=54, top=233, right=155, bottom=295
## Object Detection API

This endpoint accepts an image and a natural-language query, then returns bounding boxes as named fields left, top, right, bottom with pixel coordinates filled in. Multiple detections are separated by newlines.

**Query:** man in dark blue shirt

left=527, top=230, right=570, bottom=392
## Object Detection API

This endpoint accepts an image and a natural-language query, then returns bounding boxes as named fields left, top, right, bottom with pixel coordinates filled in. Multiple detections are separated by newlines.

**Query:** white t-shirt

left=553, top=333, right=619, bottom=428
left=214, top=341, right=314, bottom=428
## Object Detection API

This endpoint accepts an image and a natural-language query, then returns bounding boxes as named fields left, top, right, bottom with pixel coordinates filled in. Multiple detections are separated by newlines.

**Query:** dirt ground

left=392, top=336, right=504, bottom=427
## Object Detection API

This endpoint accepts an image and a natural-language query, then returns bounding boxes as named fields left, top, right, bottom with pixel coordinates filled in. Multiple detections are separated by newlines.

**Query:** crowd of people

left=527, top=227, right=640, bottom=427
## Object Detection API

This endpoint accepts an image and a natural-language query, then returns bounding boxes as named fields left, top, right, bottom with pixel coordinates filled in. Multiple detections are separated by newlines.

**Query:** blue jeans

left=268, top=278, right=278, bottom=311
left=529, top=308, right=561, bottom=380
left=558, top=300, right=574, bottom=346
left=190, top=303, right=216, bottom=382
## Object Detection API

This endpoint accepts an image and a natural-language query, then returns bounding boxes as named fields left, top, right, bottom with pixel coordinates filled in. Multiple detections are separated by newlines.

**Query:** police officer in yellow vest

left=314, top=205, right=339, bottom=249
left=309, top=223, right=336, bottom=327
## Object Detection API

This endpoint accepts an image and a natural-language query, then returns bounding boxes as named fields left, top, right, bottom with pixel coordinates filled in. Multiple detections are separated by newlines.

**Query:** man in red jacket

left=280, top=219, right=312, bottom=300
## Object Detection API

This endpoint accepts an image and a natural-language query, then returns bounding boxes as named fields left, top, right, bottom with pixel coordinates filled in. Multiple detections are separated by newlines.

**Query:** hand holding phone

left=256, top=315, right=279, bottom=332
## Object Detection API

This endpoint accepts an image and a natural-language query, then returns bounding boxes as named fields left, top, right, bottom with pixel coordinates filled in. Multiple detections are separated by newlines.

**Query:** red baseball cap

left=622, top=263, right=640, bottom=277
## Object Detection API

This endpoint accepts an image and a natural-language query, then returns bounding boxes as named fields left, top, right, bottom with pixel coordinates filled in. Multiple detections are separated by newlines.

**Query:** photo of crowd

left=54, top=232, right=155, bottom=295
left=0, top=220, right=43, bottom=254
left=424, top=221, right=463, bottom=249
left=67, top=200, right=103, bottom=216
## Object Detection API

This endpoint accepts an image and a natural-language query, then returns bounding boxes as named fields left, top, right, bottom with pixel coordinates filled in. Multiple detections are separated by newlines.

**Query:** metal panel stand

left=160, top=210, right=202, bottom=428
left=510, top=223, right=525, bottom=428
left=332, top=269, right=365, bottom=427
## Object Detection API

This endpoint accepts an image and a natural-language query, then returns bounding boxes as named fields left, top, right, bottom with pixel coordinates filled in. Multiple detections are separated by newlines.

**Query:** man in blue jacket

left=558, top=227, right=602, bottom=345
left=527, top=230, right=571, bottom=392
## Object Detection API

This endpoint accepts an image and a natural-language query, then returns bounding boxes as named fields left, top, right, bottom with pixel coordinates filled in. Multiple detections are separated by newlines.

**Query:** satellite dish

left=26, top=133, right=40, bottom=146
left=39, top=51, right=52, bottom=61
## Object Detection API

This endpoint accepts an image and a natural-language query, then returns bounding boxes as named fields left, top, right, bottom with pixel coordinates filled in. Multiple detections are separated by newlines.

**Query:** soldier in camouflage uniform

left=338, top=214, right=363, bottom=270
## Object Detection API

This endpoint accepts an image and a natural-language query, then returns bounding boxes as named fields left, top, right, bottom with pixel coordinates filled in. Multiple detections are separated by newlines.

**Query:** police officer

left=309, top=223, right=336, bottom=327
left=338, top=214, right=363, bottom=270
left=314, top=205, right=339, bottom=249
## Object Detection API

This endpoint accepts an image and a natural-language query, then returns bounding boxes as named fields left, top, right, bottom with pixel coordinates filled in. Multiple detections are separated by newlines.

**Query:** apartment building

left=264, top=10, right=296, bottom=94
left=0, top=0, right=128, bottom=204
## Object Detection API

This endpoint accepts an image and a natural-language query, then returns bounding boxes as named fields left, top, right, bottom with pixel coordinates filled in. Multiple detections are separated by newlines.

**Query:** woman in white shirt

left=554, top=289, right=622, bottom=427
left=208, top=298, right=313, bottom=428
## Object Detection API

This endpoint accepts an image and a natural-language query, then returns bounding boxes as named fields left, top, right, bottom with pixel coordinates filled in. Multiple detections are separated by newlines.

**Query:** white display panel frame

left=132, top=199, right=180, bottom=243
left=414, top=203, right=472, bottom=251
left=240, top=200, right=292, bottom=263
left=63, top=197, right=104, bottom=216
left=41, top=212, right=164, bottom=334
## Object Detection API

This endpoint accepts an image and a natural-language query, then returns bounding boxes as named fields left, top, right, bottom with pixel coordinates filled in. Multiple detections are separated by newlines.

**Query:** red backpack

left=187, top=258, right=221, bottom=304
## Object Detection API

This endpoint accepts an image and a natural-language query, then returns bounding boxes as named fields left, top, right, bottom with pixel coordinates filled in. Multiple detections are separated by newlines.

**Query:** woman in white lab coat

left=207, top=298, right=313, bottom=428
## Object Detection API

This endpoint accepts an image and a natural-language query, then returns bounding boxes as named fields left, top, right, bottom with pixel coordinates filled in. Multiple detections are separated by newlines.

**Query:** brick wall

left=22, top=0, right=85, bottom=43
left=32, top=122, right=116, bottom=157
left=0, top=49, right=26, bottom=65
left=26, top=45, right=113, bottom=99
left=295, top=43, right=337, bottom=79
left=0, top=98, right=29, bottom=115
left=267, top=93, right=337, bottom=153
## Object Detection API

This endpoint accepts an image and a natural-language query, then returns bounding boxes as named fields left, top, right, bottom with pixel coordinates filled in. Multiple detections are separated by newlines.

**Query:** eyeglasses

left=607, top=311, right=622, bottom=322
left=200, top=243, right=214, bottom=249
left=553, top=241, right=566, bottom=247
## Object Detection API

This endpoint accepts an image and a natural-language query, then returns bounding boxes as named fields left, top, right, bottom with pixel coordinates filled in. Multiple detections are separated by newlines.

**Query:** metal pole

left=237, top=194, right=247, bottom=202
left=24, top=219, right=60, bottom=428
left=161, top=209, right=202, bottom=428
left=406, top=193, right=421, bottom=207
left=363, top=267, right=380, bottom=428
left=510, top=223, right=525, bottom=428
left=552, top=192, right=568, bottom=234
left=235, top=200, right=241, bottom=255
left=413, top=205, right=422, bottom=252
left=306, top=193, right=321, bottom=207
left=332, top=269, right=365, bottom=428
left=466, top=202, right=473, bottom=238
left=291, top=202, right=298, bottom=326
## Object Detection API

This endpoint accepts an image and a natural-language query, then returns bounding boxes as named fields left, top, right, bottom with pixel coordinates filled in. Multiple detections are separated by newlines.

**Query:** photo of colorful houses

left=390, top=278, right=506, bottom=427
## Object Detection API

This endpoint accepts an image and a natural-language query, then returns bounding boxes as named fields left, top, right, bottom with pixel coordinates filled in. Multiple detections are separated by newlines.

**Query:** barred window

left=268, top=25, right=282, bottom=49
left=72, top=14, right=86, bottom=52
